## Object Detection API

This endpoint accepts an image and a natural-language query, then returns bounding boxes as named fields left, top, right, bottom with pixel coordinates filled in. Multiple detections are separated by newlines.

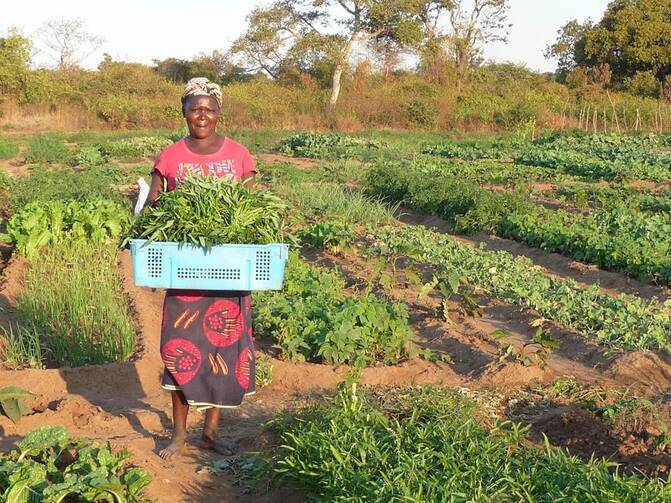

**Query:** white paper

left=134, top=177, right=150, bottom=215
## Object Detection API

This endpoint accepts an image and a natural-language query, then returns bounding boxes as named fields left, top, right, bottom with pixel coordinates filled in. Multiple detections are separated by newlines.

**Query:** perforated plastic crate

left=129, top=239, right=289, bottom=291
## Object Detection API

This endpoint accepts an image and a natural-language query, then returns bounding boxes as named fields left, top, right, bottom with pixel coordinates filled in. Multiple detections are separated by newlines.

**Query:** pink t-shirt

left=153, top=137, right=256, bottom=191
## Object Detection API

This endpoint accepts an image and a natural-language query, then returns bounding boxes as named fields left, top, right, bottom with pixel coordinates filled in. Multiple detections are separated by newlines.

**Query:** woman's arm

left=144, top=172, right=165, bottom=209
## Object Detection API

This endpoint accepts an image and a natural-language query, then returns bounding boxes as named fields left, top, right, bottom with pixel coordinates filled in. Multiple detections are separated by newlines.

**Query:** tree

left=544, top=19, right=592, bottom=81
left=153, top=51, right=243, bottom=84
left=36, top=18, right=105, bottom=70
left=446, top=0, right=511, bottom=84
left=232, top=0, right=427, bottom=111
left=547, top=0, right=671, bottom=89
left=0, top=28, right=32, bottom=97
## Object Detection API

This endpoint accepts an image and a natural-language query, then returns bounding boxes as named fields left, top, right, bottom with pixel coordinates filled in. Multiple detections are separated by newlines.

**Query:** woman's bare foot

left=159, top=431, right=187, bottom=460
left=199, top=431, right=237, bottom=456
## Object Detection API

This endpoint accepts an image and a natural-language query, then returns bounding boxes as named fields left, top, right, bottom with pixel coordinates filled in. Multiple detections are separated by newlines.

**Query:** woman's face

left=183, top=95, right=220, bottom=139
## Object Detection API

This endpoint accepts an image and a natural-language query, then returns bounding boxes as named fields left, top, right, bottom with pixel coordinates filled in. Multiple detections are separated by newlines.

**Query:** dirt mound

left=527, top=404, right=671, bottom=476
left=481, top=361, right=550, bottom=387
left=607, top=352, right=671, bottom=392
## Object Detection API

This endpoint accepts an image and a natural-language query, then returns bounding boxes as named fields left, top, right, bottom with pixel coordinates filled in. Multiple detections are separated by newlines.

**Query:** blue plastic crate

left=130, top=239, right=289, bottom=291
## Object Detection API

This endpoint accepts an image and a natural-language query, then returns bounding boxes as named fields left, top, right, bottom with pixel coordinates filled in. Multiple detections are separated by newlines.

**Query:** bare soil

left=257, top=153, right=321, bottom=169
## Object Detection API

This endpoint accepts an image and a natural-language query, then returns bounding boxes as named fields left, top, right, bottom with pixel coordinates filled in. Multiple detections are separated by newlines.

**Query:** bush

left=624, top=71, right=661, bottom=98
left=402, top=99, right=438, bottom=128
left=25, top=134, right=71, bottom=164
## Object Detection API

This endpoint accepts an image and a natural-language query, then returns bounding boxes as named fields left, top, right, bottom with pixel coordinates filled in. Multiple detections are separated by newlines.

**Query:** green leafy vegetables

left=0, top=426, right=151, bottom=502
left=1, top=199, right=128, bottom=258
left=126, top=176, right=289, bottom=246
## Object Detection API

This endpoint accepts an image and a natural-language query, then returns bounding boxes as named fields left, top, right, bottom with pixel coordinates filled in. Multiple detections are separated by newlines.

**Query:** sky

left=2, top=0, right=611, bottom=73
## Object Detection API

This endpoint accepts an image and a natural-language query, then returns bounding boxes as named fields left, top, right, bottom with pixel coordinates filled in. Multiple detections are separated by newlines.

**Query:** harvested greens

left=126, top=176, right=289, bottom=246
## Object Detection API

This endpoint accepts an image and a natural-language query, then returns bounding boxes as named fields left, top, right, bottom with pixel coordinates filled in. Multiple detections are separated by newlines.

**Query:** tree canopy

left=547, top=0, right=671, bottom=93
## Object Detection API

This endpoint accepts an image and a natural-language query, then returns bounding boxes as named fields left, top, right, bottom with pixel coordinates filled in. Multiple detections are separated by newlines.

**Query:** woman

left=146, top=77, right=257, bottom=460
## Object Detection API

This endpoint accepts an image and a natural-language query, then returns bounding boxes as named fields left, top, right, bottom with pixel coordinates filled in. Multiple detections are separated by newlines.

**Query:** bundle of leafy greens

left=126, top=176, right=289, bottom=246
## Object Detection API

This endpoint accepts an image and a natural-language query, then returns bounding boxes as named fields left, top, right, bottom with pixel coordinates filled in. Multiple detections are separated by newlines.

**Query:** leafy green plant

left=254, top=254, right=416, bottom=366
left=0, top=425, right=152, bottom=502
left=299, top=220, right=356, bottom=254
left=1, top=198, right=128, bottom=258
left=25, top=134, right=71, bottom=164
left=73, top=145, right=106, bottom=168
left=368, top=225, right=671, bottom=352
left=255, top=353, right=274, bottom=388
left=277, top=132, right=386, bottom=159
left=0, top=386, right=34, bottom=424
left=268, top=385, right=671, bottom=501
left=126, top=176, right=290, bottom=247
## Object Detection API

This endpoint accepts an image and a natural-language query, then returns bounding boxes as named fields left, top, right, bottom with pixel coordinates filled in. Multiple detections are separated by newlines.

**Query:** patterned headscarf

left=182, top=77, right=223, bottom=108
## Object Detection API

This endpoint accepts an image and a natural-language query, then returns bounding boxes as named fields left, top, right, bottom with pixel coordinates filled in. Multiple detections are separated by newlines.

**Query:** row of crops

left=2, top=128, right=671, bottom=500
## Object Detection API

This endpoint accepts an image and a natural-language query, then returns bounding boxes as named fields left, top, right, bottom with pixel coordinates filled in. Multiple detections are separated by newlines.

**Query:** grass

left=0, top=137, right=19, bottom=160
left=0, top=323, right=44, bottom=369
left=25, top=134, right=71, bottom=164
left=269, top=384, right=671, bottom=501
left=15, top=241, right=136, bottom=367
left=278, top=181, right=398, bottom=227
left=6, top=167, right=130, bottom=210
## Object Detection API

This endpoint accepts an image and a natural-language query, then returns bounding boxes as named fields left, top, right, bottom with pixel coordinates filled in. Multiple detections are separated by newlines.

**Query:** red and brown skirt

left=160, top=289, right=256, bottom=410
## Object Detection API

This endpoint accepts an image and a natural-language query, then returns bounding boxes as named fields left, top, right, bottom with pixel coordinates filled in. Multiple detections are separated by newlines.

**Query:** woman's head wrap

left=181, top=77, right=222, bottom=108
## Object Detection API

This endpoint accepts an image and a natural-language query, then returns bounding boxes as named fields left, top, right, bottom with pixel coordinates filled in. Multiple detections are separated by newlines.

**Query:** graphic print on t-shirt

left=176, top=160, right=236, bottom=181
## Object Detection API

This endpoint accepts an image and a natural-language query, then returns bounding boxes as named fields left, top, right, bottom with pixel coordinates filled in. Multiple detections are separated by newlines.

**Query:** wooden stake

left=606, top=91, right=621, bottom=133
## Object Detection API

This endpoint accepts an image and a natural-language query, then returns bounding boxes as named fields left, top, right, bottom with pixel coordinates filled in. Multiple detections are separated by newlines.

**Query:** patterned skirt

left=160, top=289, right=256, bottom=410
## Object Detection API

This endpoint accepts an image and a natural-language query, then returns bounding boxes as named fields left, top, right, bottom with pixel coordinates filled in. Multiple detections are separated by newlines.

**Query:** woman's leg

left=201, top=407, right=237, bottom=455
left=159, top=390, right=189, bottom=459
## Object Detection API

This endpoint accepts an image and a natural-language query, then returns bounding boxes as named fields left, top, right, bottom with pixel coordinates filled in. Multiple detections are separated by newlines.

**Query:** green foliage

left=255, top=354, right=274, bottom=388
left=497, top=206, right=671, bottom=284
left=279, top=181, right=398, bottom=226
left=0, top=137, right=19, bottom=159
left=2, top=198, right=128, bottom=258
left=16, top=242, right=136, bottom=367
left=0, top=324, right=43, bottom=369
left=0, top=426, right=151, bottom=502
left=402, top=99, right=438, bottom=128
left=550, top=0, right=671, bottom=89
left=277, top=132, right=385, bottom=159
left=73, top=145, right=106, bottom=168
left=7, top=167, right=129, bottom=209
left=269, top=385, right=671, bottom=501
left=364, top=159, right=535, bottom=234
left=364, top=152, right=671, bottom=284
left=254, top=254, right=416, bottom=365
left=369, top=225, right=671, bottom=352
left=97, top=136, right=173, bottom=159
left=0, top=386, right=33, bottom=424
left=25, top=134, right=71, bottom=164
left=299, top=220, right=356, bottom=254
left=0, top=28, right=32, bottom=97
left=126, top=176, right=290, bottom=246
